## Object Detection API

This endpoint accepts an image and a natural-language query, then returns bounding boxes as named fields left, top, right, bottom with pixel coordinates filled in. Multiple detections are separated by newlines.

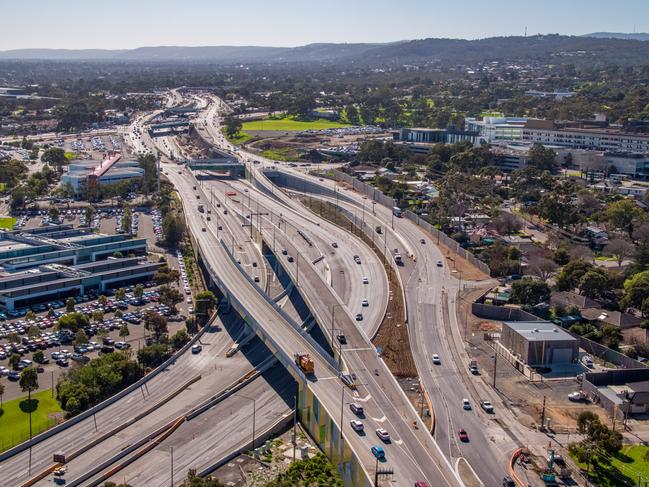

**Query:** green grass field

left=242, top=116, right=351, bottom=132
left=221, top=128, right=254, bottom=145
left=0, top=389, right=63, bottom=452
left=0, top=183, right=6, bottom=192
left=261, top=148, right=300, bottom=162
left=0, top=217, right=17, bottom=230
left=571, top=445, right=649, bottom=487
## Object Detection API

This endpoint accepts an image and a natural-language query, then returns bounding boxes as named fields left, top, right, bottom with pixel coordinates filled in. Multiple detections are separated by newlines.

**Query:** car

left=469, top=365, right=479, bottom=375
left=287, top=255, right=294, bottom=263
left=361, top=299, right=369, bottom=307
left=201, top=227, right=206, bottom=232
left=100, top=345, right=114, bottom=354
left=371, top=445, right=385, bottom=459
left=253, top=276, right=260, bottom=283
left=420, top=238, right=425, bottom=244
left=8, top=371, right=20, bottom=381
left=432, top=354, right=441, bottom=365
left=336, top=333, right=347, bottom=344
left=582, top=355, right=594, bottom=367
left=502, top=476, right=516, bottom=487
left=458, top=428, right=469, bottom=442
left=415, top=482, right=429, bottom=487
left=331, top=242, right=338, bottom=248
left=56, top=358, right=69, bottom=367
left=436, top=260, right=443, bottom=267
left=362, top=277, right=368, bottom=284
left=480, top=400, right=494, bottom=413
left=350, top=403, right=363, bottom=416
left=568, top=391, right=587, bottom=402
left=115, top=341, right=130, bottom=350
left=186, top=297, right=192, bottom=303
left=375, top=428, right=390, bottom=442
left=191, top=344, right=202, bottom=354
left=252, top=262, right=258, bottom=267
left=462, top=398, right=471, bottom=410
left=281, top=249, right=288, bottom=255
left=355, top=313, right=363, bottom=321
left=350, top=420, right=364, bottom=432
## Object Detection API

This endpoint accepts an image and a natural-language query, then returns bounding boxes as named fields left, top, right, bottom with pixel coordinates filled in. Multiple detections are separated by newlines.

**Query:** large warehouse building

left=0, top=225, right=160, bottom=311
left=501, top=321, right=579, bottom=366
left=61, top=154, right=144, bottom=196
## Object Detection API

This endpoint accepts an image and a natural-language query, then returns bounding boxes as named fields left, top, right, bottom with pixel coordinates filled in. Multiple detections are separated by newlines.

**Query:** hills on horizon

left=1, top=34, right=649, bottom=65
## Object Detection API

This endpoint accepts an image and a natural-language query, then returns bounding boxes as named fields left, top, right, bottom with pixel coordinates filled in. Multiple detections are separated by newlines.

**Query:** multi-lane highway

left=196, top=93, right=516, bottom=484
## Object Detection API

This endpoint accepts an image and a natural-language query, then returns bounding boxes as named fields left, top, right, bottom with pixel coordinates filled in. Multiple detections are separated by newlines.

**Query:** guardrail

left=509, top=447, right=528, bottom=487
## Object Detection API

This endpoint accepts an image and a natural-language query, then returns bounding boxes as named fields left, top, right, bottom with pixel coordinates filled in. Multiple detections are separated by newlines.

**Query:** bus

left=392, top=207, right=402, bottom=218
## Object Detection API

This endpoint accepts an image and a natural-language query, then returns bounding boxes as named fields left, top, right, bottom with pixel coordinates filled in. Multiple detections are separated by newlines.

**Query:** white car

left=375, top=428, right=390, bottom=441
left=350, top=420, right=364, bottom=432
left=462, top=398, right=472, bottom=410
left=432, top=354, right=441, bottom=365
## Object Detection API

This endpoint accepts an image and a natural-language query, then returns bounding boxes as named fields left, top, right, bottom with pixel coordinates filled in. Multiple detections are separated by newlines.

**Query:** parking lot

left=0, top=282, right=189, bottom=401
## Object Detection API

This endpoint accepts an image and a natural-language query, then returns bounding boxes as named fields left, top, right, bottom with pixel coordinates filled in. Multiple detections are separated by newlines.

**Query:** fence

left=471, top=302, right=543, bottom=322
left=329, top=169, right=491, bottom=275
left=568, top=331, right=647, bottom=370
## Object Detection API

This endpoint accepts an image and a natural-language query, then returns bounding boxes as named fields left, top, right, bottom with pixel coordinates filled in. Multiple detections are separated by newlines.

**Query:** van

left=350, top=403, right=363, bottom=416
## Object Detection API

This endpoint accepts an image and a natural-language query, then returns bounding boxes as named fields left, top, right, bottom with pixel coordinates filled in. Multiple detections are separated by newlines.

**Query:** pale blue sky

left=2, top=0, right=647, bottom=50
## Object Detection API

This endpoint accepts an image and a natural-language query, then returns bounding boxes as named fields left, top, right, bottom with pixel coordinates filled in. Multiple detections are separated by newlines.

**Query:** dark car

left=336, top=333, right=347, bottom=344
left=100, top=345, right=115, bottom=354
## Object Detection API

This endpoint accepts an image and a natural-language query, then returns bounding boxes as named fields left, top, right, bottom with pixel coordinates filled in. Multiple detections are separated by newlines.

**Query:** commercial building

left=500, top=321, right=579, bottom=366
left=392, top=127, right=478, bottom=152
left=582, top=368, right=649, bottom=419
left=61, top=154, right=144, bottom=196
left=0, top=224, right=157, bottom=310
left=522, top=120, right=649, bottom=153
left=464, top=117, right=530, bottom=144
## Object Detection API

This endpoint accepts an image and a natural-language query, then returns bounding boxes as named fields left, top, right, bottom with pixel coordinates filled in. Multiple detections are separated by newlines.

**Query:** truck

left=392, top=206, right=402, bottom=218
left=295, top=353, right=315, bottom=374
left=197, top=204, right=204, bottom=213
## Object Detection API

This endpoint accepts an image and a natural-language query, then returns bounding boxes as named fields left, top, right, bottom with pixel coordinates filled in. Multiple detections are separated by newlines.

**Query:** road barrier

left=508, top=447, right=528, bottom=487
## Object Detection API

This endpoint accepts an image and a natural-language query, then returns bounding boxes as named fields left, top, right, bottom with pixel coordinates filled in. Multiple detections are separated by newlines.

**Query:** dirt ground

left=301, top=199, right=417, bottom=378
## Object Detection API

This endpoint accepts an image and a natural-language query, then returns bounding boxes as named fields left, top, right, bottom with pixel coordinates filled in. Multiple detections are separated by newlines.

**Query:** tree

left=527, top=256, right=558, bottom=281
left=194, top=291, right=217, bottom=321
left=170, top=329, right=189, bottom=349
left=85, top=206, right=95, bottom=225
left=600, top=324, right=622, bottom=349
left=0, top=382, right=4, bottom=409
left=163, top=212, right=185, bottom=248
left=510, top=279, right=551, bottom=306
left=41, top=147, right=67, bottom=173
left=493, top=212, right=523, bottom=236
left=73, top=329, right=89, bottom=346
left=154, top=268, right=180, bottom=285
left=606, top=199, right=645, bottom=238
left=621, top=271, right=649, bottom=310
left=47, top=307, right=55, bottom=319
left=143, top=311, right=168, bottom=342
left=48, top=205, right=60, bottom=221
left=579, top=270, right=610, bottom=299
left=133, top=284, right=144, bottom=300
left=19, top=367, right=39, bottom=406
left=9, top=353, right=20, bottom=370
left=179, top=469, right=226, bottom=487
left=27, top=326, right=41, bottom=338
left=92, top=309, right=104, bottom=323
left=159, top=285, right=183, bottom=314
left=185, top=316, right=198, bottom=334
left=555, top=259, right=594, bottom=292
left=119, top=324, right=130, bottom=339
left=137, top=343, right=171, bottom=368
left=528, top=143, right=556, bottom=171
left=58, top=312, right=90, bottom=333
left=138, top=154, right=157, bottom=196
left=224, top=115, right=243, bottom=138
left=115, top=288, right=126, bottom=301
left=604, top=238, right=634, bottom=267
left=25, top=310, right=36, bottom=322
left=288, top=94, right=316, bottom=120
left=66, top=297, right=76, bottom=313
left=33, top=350, right=45, bottom=364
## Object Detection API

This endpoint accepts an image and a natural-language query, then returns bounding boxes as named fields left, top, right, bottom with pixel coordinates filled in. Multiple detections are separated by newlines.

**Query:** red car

left=458, top=428, right=469, bottom=442
left=415, top=482, right=429, bottom=487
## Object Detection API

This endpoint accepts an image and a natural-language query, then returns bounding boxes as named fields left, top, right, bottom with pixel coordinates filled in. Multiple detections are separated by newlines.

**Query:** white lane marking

left=372, top=415, right=387, bottom=423
left=356, top=394, right=372, bottom=402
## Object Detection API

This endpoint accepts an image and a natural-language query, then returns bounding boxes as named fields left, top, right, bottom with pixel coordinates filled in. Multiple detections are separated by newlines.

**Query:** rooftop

left=503, top=320, right=577, bottom=342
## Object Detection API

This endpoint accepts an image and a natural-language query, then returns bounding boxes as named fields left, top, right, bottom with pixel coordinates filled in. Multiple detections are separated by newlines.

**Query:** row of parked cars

left=152, top=209, right=164, bottom=241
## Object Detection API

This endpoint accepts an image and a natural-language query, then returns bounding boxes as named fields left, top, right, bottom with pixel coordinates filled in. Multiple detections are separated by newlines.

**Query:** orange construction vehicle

left=294, top=353, right=315, bottom=374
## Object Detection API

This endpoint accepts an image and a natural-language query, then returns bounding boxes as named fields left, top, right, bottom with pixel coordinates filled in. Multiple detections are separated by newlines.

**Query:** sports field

left=242, top=116, right=350, bottom=131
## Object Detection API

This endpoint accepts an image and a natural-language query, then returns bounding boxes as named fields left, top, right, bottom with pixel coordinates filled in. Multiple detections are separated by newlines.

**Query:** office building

left=61, top=154, right=144, bottom=196
left=0, top=225, right=158, bottom=310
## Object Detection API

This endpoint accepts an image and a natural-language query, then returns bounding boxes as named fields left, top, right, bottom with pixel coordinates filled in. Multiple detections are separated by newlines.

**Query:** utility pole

left=493, top=352, right=498, bottom=388
left=540, top=395, right=547, bottom=430
left=170, top=446, right=174, bottom=487
left=293, top=394, right=298, bottom=462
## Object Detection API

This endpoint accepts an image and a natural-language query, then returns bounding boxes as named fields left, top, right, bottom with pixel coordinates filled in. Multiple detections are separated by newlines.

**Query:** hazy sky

left=2, top=0, right=647, bottom=50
